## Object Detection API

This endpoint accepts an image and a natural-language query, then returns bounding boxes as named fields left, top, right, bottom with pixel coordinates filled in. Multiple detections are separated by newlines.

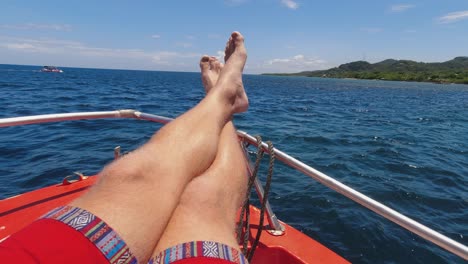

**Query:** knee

left=97, top=157, right=151, bottom=188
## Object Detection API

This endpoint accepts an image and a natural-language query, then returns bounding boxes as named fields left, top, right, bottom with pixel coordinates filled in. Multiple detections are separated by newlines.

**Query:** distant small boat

left=41, top=66, right=63, bottom=73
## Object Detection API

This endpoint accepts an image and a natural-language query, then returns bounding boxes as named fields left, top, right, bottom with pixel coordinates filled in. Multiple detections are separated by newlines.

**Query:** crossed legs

left=152, top=56, right=249, bottom=255
left=70, top=32, right=249, bottom=262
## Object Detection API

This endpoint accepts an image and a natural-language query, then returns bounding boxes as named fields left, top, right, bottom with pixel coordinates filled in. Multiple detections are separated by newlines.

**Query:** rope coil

left=237, top=136, right=275, bottom=261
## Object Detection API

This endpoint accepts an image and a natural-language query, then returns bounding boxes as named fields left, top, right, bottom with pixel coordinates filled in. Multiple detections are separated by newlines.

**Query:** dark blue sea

left=0, top=64, right=467, bottom=263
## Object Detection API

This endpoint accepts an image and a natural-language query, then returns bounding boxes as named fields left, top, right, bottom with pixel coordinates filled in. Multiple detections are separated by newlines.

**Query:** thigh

left=151, top=129, right=248, bottom=256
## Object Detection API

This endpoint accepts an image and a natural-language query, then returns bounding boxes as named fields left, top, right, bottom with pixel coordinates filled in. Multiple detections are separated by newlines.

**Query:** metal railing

left=0, top=109, right=467, bottom=260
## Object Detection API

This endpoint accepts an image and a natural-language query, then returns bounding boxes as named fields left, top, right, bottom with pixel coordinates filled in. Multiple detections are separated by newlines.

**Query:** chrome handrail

left=0, top=110, right=136, bottom=127
left=0, top=110, right=467, bottom=260
left=237, top=131, right=468, bottom=260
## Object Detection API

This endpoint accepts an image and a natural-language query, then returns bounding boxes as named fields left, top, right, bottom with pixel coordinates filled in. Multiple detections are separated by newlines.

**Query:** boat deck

left=0, top=175, right=348, bottom=263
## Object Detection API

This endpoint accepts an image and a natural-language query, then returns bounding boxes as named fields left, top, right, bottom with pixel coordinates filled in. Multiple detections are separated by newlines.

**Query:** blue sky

left=0, top=0, right=467, bottom=73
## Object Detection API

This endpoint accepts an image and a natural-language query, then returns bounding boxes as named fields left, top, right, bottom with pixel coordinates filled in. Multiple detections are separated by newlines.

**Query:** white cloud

left=390, top=4, right=415, bottom=13
left=437, top=10, right=468, bottom=24
left=281, top=0, right=299, bottom=10
left=5, top=43, right=38, bottom=51
left=262, top=54, right=327, bottom=73
left=151, top=34, right=161, bottom=39
left=360, top=27, right=383, bottom=33
left=0, top=37, right=82, bottom=54
left=293, top=54, right=304, bottom=60
left=0, top=36, right=200, bottom=67
left=215, top=50, right=225, bottom=61
left=151, top=51, right=199, bottom=65
left=0, top=23, right=72, bottom=31
left=269, top=58, right=291, bottom=64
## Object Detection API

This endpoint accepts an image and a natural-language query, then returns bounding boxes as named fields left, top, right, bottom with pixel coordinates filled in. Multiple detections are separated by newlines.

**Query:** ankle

left=211, top=84, right=236, bottom=106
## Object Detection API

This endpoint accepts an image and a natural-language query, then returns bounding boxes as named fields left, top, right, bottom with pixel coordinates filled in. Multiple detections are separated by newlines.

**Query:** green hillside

left=264, top=57, right=468, bottom=84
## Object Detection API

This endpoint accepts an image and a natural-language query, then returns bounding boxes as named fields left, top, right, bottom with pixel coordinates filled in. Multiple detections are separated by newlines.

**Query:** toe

left=224, top=31, right=246, bottom=62
left=199, top=55, right=210, bottom=70
left=208, top=56, right=218, bottom=69
left=224, top=41, right=230, bottom=61
left=231, top=31, right=241, bottom=38
left=231, top=31, right=245, bottom=46
left=213, top=61, right=222, bottom=72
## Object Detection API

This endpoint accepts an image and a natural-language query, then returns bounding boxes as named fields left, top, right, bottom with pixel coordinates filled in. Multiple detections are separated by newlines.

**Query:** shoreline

left=261, top=74, right=468, bottom=86
left=262, top=57, right=468, bottom=86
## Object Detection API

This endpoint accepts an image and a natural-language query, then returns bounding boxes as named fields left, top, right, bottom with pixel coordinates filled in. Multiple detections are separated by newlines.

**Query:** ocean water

left=0, top=64, right=467, bottom=263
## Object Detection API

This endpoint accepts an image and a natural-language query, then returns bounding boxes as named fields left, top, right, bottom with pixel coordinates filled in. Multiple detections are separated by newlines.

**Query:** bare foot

left=200, top=56, right=223, bottom=93
left=213, top=31, right=249, bottom=113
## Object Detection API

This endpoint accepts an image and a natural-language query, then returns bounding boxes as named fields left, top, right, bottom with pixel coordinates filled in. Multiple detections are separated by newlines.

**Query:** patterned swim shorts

left=0, top=206, right=248, bottom=264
